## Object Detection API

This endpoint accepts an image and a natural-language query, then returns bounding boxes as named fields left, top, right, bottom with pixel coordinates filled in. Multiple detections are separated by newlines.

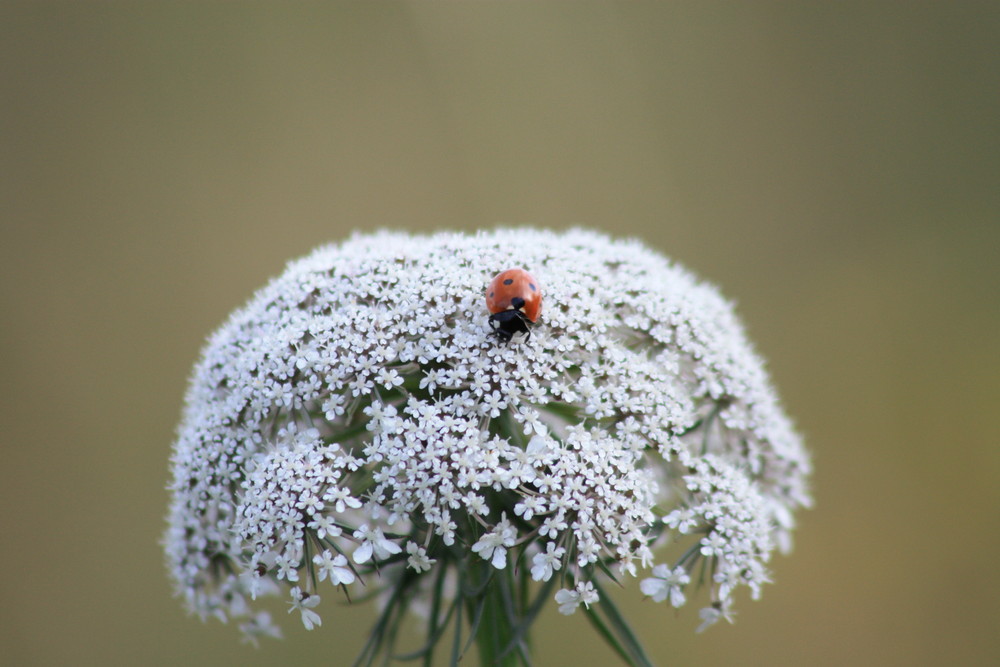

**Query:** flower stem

left=471, top=562, right=525, bottom=667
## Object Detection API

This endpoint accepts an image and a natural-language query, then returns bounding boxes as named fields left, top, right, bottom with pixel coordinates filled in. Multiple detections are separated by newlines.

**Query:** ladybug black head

left=488, top=309, right=532, bottom=344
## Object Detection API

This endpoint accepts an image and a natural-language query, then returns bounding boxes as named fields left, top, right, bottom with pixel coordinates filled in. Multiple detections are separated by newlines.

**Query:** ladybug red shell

left=485, top=268, right=542, bottom=343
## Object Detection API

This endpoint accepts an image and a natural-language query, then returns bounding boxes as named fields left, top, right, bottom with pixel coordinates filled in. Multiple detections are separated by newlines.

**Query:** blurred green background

left=3, top=3, right=997, bottom=666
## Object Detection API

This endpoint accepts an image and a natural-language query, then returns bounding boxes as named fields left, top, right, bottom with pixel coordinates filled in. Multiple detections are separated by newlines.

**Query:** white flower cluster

left=164, top=229, right=811, bottom=641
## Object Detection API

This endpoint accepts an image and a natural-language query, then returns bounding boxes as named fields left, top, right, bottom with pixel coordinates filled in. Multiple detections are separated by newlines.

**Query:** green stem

left=471, top=562, right=525, bottom=667
left=475, top=578, right=513, bottom=666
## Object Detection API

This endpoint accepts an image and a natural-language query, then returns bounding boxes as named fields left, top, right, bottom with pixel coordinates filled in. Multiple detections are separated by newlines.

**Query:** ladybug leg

left=488, top=312, right=512, bottom=343
left=516, top=311, right=533, bottom=342
left=509, top=312, right=532, bottom=344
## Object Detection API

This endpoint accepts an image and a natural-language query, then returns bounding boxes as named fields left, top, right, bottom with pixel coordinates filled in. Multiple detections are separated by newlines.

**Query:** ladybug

left=485, top=268, right=542, bottom=343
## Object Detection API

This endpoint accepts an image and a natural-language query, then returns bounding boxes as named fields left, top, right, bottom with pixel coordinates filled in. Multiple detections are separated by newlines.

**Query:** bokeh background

left=3, top=3, right=997, bottom=666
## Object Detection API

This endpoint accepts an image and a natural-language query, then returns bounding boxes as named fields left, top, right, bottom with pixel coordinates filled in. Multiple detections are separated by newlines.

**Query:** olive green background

left=3, top=3, right=997, bottom=666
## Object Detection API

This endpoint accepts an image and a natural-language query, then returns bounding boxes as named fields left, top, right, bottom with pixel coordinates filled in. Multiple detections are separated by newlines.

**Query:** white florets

left=164, top=229, right=811, bottom=640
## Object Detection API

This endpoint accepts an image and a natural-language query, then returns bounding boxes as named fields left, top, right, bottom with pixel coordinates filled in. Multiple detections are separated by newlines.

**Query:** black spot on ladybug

left=529, top=283, right=536, bottom=291
left=489, top=291, right=494, bottom=298
left=503, top=278, right=514, bottom=285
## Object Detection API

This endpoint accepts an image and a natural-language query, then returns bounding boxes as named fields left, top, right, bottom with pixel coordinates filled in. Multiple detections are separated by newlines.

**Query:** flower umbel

left=165, top=229, right=811, bottom=664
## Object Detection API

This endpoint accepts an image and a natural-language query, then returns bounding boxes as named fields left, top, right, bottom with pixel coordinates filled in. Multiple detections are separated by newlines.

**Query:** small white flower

left=554, top=581, right=599, bottom=615
left=352, top=525, right=402, bottom=564
left=471, top=514, right=517, bottom=570
left=287, top=588, right=322, bottom=630
left=640, top=564, right=690, bottom=608
left=324, top=486, right=362, bottom=513
left=530, top=543, right=565, bottom=582
left=274, top=554, right=299, bottom=583
left=554, top=588, right=581, bottom=615
left=480, top=391, right=506, bottom=418
left=464, top=493, right=488, bottom=516
left=664, top=508, right=698, bottom=534
left=514, top=496, right=546, bottom=521
left=307, top=515, right=342, bottom=540
left=696, top=600, right=736, bottom=633
left=313, top=550, right=355, bottom=586
left=406, top=542, right=435, bottom=573
left=376, top=367, right=404, bottom=389
left=700, top=532, right=728, bottom=558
